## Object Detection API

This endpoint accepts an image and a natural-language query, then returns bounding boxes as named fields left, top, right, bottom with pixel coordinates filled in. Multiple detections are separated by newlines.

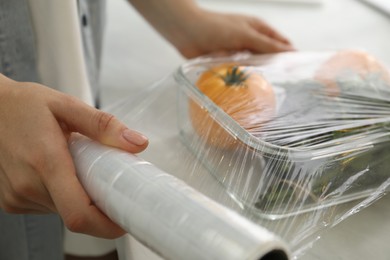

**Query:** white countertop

left=99, top=0, right=390, bottom=259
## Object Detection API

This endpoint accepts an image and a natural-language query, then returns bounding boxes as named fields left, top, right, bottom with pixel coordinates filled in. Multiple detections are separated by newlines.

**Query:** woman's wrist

left=127, top=0, right=202, bottom=40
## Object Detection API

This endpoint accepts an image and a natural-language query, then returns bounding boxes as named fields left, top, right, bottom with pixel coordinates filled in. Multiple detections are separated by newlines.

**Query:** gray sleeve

left=0, top=209, right=64, bottom=260
left=0, top=0, right=39, bottom=82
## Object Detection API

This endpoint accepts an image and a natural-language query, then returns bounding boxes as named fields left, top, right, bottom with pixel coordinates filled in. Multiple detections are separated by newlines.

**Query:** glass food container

left=175, top=51, right=390, bottom=219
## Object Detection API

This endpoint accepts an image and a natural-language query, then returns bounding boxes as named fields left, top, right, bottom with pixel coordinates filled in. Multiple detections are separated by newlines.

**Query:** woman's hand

left=0, top=74, right=148, bottom=239
left=129, top=0, right=294, bottom=58
left=170, top=10, right=295, bottom=58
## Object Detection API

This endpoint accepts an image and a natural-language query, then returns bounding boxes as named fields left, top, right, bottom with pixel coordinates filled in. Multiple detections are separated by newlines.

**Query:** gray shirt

left=0, top=0, right=39, bottom=82
left=0, top=0, right=106, bottom=104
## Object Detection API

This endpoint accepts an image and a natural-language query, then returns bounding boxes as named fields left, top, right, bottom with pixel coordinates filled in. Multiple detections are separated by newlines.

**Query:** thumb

left=50, top=95, right=148, bottom=153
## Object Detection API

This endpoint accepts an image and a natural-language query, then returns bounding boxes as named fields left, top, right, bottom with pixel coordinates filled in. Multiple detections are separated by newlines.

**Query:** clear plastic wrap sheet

left=86, top=50, right=390, bottom=258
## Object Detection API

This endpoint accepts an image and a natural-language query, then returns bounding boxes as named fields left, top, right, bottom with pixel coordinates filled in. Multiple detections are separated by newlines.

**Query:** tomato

left=189, top=64, right=276, bottom=149
left=315, top=50, right=390, bottom=95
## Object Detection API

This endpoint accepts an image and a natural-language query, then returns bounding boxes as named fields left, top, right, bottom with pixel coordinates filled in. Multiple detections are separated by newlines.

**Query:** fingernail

left=122, top=129, right=148, bottom=146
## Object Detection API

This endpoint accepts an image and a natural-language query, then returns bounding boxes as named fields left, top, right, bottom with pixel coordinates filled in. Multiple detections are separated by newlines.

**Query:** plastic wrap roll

left=69, top=135, right=291, bottom=260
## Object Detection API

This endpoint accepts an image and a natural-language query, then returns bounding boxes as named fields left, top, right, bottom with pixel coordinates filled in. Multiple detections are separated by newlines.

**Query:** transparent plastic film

left=75, top=50, right=390, bottom=259
left=69, top=135, right=290, bottom=260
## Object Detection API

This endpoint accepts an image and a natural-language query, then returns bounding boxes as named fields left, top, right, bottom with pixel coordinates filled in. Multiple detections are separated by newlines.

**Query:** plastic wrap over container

left=79, top=50, right=390, bottom=258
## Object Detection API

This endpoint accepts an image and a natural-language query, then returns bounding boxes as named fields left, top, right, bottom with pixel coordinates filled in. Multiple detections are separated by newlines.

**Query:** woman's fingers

left=50, top=94, right=149, bottom=154
left=245, top=31, right=295, bottom=53
left=249, top=17, right=293, bottom=46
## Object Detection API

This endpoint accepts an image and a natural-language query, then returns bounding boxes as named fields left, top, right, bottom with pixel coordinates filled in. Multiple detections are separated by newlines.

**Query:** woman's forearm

left=127, top=0, right=201, bottom=36
left=127, top=0, right=294, bottom=57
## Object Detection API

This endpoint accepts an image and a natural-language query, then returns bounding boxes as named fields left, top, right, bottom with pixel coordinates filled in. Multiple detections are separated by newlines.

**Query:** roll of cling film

left=69, top=135, right=291, bottom=260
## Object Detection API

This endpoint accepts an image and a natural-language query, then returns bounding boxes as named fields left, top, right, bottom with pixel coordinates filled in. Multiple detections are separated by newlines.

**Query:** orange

left=189, top=64, right=276, bottom=149
left=315, top=50, right=390, bottom=95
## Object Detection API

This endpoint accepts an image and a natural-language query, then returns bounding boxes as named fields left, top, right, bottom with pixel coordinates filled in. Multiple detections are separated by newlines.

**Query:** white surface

left=64, top=231, right=116, bottom=257
left=99, top=0, right=390, bottom=259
